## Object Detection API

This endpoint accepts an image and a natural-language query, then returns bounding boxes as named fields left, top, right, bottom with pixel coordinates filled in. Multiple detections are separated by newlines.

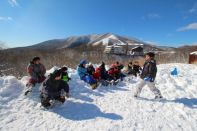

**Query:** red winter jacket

left=27, top=62, right=46, bottom=81
left=108, top=68, right=119, bottom=77
left=93, top=67, right=101, bottom=80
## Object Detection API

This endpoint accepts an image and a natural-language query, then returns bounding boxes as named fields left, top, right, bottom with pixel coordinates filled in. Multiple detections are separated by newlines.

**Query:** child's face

left=145, top=55, right=151, bottom=61
left=55, top=75, right=61, bottom=80
left=34, top=60, right=40, bottom=64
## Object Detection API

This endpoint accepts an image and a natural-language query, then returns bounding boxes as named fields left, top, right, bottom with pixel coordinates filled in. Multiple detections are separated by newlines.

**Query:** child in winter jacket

left=93, top=67, right=101, bottom=81
left=134, top=52, right=162, bottom=99
left=115, top=61, right=124, bottom=71
left=77, top=60, right=98, bottom=89
left=99, top=62, right=109, bottom=80
left=96, top=62, right=114, bottom=86
left=115, top=61, right=126, bottom=80
left=25, top=57, right=46, bottom=95
left=132, top=61, right=142, bottom=77
left=108, top=64, right=120, bottom=81
left=123, top=61, right=134, bottom=76
left=87, top=63, right=95, bottom=76
left=126, top=61, right=133, bottom=75
left=27, top=56, right=46, bottom=87
left=40, top=70, right=68, bottom=108
left=60, top=66, right=71, bottom=98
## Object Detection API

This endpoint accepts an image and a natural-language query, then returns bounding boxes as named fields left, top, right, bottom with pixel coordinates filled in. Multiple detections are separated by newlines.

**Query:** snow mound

left=0, top=76, right=24, bottom=106
left=0, top=63, right=197, bottom=131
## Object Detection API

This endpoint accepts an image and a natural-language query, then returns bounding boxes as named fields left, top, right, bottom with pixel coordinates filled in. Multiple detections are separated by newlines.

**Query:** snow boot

left=112, top=79, right=119, bottom=85
left=65, top=93, right=69, bottom=98
left=91, top=83, right=98, bottom=90
left=41, top=98, right=51, bottom=108
left=101, top=80, right=109, bottom=86
left=58, top=97, right=66, bottom=103
left=134, top=94, right=138, bottom=98
left=24, top=83, right=35, bottom=95
left=155, top=95, right=163, bottom=99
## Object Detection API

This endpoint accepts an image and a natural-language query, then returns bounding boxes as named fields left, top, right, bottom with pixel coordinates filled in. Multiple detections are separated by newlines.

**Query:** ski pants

left=40, top=95, right=65, bottom=107
left=63, top=82, right=69, bottom=93
left=28, top=76, right=46, bottom=86
left=135, top=79, right=161, bottom=97
left=81, top=75, right=97, bottom=85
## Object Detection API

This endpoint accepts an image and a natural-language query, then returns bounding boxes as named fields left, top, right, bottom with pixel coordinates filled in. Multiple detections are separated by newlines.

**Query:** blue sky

left=0, top=0, right=197, bottom=47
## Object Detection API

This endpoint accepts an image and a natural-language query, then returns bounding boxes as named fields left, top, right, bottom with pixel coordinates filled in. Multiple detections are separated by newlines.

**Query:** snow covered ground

left=0, top=63, right=197, bottom=131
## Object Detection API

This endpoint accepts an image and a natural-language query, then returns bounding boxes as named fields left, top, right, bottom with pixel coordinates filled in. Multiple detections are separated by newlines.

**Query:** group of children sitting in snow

left=76, top=60, right=141, bottom=89
left=25, top=52, right=162, bottom=108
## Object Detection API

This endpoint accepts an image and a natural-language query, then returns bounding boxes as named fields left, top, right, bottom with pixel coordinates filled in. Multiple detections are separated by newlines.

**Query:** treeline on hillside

left=0, top=45, right=196, bottom=77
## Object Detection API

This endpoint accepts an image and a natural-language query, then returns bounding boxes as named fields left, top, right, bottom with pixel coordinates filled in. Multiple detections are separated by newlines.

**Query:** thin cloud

left=8, top=0, right=19, bottom=7
left=0, top=41, right=8, bottom=49
left=144, top=40, right=159, bottom=46
left=177, top=23, right=197, bottom=31
left=179, top=42, right=197, bottom=46
left=142, top=13, right=161, bottom=20
left=167, top=33, right=173, bottom=37
left=189, top=3, right=197, bottom=13
left=0, top=16, right=13, bottom=21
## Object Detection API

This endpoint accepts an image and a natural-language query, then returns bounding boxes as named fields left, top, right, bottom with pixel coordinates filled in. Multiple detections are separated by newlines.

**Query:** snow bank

left=0, top=63, right=197, bottom=131
left=0, top=76, right=24, bottom=104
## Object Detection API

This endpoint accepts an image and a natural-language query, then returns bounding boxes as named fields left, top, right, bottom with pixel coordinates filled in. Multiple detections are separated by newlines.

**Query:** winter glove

left=144, top=76, right=154, bottom=82
left=42, top=91, right=48, bottom=98
left=60, top=89, right=66, bottom=98
left=41, top=84, right=48, bottom=98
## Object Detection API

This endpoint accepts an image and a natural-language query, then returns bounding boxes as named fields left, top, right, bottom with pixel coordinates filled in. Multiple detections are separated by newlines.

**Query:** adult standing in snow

left=134, top=52, right=162, bottom=99
left=26, top=57, right=46, bottom=87
left=40, top=69, right=68, bottom=108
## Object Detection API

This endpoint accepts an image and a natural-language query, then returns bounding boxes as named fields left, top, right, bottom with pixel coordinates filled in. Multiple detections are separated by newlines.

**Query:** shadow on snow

left=51, top=101, right=123, bottom=121
left=137, top=97, right=197, bottom=109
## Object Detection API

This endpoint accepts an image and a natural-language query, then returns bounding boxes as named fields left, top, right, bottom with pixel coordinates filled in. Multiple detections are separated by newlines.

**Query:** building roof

left=131, top=46, right=143, bottom=50
left=190, top=51, right=197, bottom=55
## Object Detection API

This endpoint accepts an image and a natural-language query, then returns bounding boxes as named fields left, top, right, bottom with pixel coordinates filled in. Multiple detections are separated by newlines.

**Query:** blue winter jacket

left=77, top=65, right=88, bottom=79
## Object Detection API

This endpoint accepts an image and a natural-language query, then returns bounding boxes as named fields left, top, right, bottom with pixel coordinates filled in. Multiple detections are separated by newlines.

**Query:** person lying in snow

left=26, top=56, right=46, bottom=87
left=134, top=52, right=163, bottom=99
left=40, top=69, right=69, bottom=108
left=77, top=60, right=98, bottom=89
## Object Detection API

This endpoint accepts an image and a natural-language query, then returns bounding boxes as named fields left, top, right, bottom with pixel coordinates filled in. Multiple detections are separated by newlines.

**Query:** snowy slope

left=0, top=64, right=197, bottom=131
